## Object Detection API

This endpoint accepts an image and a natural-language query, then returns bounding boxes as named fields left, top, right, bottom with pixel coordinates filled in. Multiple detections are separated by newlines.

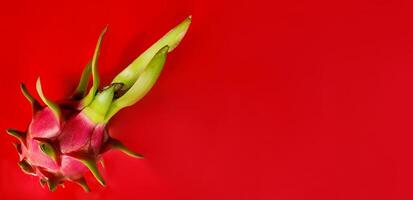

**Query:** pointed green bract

left=39, top=179, right=47, bottom=188
left=75, top=177, right=91, bottom=192
left=111, top=16, right=191, bottom=90
left=77, top=157, right=106, bottom=186
left=106, top=46, right=169, bottom=120
left=107, top=138, right=143, bottom=158
left=20, top=83, right=42, bottom=112
left=6, top=129, right=26, bottom=144
left=18, top=160, right=35, bottom=175
left=36, top=78, right=61, bottom=120
left=20, top=83, right=36, bottom=103
left=72, top=60, right=92, bottom=99
left=47, top=179, right=58, bottom=192
left=81, top=26, right=108, bottom=107
left=82, top=84, right=115, bottom=123
left=39, top=141, right=57, bottom=162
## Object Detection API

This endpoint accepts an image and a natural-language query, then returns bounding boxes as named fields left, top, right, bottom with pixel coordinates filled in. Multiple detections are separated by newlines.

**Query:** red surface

left=0, top=0, right=413, bottom=199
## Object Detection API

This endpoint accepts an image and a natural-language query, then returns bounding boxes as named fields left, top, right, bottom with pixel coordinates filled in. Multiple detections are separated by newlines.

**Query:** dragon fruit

left=6, top=16, right=191, bottom=192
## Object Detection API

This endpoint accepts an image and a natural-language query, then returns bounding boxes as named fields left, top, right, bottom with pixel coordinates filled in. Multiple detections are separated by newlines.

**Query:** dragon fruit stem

left=82, top=84, right=115, bottom=123
left=112, top=16, right=191, bottom=90
left=105, top=45, right=169, bottom=121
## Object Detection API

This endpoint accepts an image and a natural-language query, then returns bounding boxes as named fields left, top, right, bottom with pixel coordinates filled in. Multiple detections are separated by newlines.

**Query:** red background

left=0, top=0, right=413, bottom=199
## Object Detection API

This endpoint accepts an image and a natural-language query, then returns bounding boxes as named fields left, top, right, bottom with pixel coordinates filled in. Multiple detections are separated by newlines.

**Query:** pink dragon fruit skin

left=6, top=16, right=191, bottom=192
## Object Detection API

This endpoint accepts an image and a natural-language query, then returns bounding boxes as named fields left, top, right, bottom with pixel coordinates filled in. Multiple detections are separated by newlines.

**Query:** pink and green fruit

left=6, top=16, right=191, bottom=192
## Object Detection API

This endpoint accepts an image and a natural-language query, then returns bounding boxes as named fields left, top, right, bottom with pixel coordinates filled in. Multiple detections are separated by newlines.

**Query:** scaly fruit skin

left=6, top=16, right=191, bottom=192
